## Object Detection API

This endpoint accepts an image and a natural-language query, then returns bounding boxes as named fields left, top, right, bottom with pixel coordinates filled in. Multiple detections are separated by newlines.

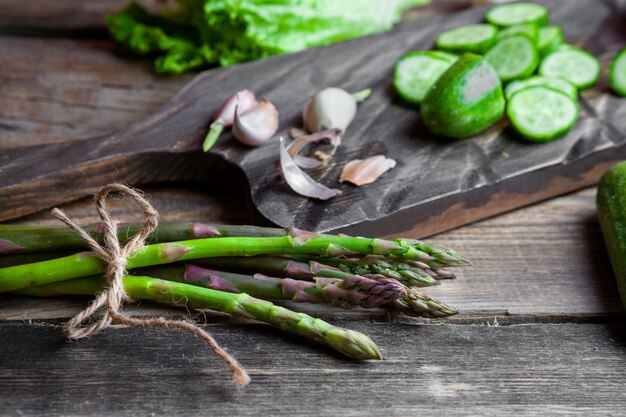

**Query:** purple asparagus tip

left=184, top=264, right=216, bottom=280
left=191, top=223, right=221, bottom=238
left=0, top=239, right=25, bottom=254
left=285, top=260, right=316, bottom=277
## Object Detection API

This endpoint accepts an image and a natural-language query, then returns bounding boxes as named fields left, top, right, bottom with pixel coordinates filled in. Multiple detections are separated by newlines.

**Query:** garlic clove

left=232, top=98, right=279, bottom=147
left=279, top=137, right=342, bottom=200
left=213, top=89, right=258, bottom=127
left=303, top=87, right=365, bottom=133
left=203, top=89, right=258, bottom=151
left=339, top=155, right=397, bottom=186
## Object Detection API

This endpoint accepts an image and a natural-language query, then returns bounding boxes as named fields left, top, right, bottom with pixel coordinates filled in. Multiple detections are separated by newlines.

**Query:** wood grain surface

left=2, top=322, right=626, bottom=417
left=2, top=0, right=626, bottom=238
left=2, top=1, right=626, bottom=416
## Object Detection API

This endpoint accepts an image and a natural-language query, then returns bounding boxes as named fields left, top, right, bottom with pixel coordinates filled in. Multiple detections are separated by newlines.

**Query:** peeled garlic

left=303, top=87, right=371, bottom=133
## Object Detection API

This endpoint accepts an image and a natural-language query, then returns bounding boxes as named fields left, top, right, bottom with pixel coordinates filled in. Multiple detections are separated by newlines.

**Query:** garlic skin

left=232, top=98, right=279, bottom=146
left=303, top=87, right=358, bottom=133
left=214, top=89, right=258, bottom=127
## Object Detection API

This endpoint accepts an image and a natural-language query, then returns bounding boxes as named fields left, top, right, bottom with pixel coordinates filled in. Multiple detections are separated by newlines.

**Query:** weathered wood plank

left=1, top=187, right=622, bottom=322
left=1, top=321, right=625, bottom=416
left=0, top=37, right=191, bottom=148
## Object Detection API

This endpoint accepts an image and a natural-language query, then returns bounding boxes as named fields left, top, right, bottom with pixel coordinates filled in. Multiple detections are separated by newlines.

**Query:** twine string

left=52, top=183, right=250, bottom=387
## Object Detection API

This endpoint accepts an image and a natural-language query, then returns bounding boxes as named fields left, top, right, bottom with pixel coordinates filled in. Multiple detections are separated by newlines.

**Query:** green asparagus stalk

left=0, top=231, right=469, bottom=293
left=15, top=275, right=381, bottom=360
left=286, top=254, right=456, bottom=282
left=0, top=222, right=285, bottom=254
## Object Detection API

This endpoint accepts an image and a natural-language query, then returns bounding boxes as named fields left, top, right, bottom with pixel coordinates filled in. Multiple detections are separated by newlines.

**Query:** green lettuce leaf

left=107, top=0, right=429, bottom=74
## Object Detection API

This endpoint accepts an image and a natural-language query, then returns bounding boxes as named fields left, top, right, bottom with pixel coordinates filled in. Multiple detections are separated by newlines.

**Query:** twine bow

left=52, top=183, right=250, bottom=387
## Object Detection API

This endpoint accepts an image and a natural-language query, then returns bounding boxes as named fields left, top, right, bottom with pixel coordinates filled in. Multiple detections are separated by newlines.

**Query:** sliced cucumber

left=435, top=24, right=498, bottom=54
left=485, top=35, right=539, bottom=82
left=537, top=25, right=563, bottom=56
left=393, top=52, right=456, bottom=104
left=505, top=76, right=577, bottom=100
left=496, top=23, right=538, bottom=44
left=428, top=50, right=460, bottom=64
left=486, top=2, right=549, bottom=27
left=539, top=46, right=601, bottom=90
left=507, top=85, right=578, bottom=142
left=610, top=47, right=626, bottom=97
left=421, top=53, right=505, bottom=138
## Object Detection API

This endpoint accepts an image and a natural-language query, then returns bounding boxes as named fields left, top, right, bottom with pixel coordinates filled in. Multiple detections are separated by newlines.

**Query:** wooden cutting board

left=0, top=0, right=624, bottom=236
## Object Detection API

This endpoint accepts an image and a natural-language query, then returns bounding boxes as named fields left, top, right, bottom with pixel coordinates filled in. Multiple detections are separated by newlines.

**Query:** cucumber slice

left=485, top=35, right=539, bottom=82
left=610, top=47, right=626, bottom=97
left=537, top=25, right=563, bottom=56
left=428, top=51, right=460, bottom=64
left=486, top=2, right=549, bottom=27
left=435, top=24, right=498, bottom=54
left=539, top=46, right=601, bottom=90
left=421, top=53, right=505, bottom=138
left=507, top=85, right=578, bottom=142
left=505, top=76, right=577, bottom=100
left=496, top=23, right=538, bottom=44
left=393, top=52, right=456, bottom=104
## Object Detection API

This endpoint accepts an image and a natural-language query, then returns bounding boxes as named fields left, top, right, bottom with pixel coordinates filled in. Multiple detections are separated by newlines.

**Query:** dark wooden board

left=2, top=321, right=626, bottom=416
left=1, top=0, right=625, bottom=237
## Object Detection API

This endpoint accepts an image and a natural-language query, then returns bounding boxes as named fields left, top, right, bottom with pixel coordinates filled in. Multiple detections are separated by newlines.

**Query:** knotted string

left=51, top=183, right=250, bottom=387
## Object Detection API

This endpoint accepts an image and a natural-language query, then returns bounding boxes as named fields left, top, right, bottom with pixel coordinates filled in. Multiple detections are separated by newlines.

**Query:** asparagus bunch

left=0, top=228, right=469, bottom=292
left=3, top=222, right=468, bottom=360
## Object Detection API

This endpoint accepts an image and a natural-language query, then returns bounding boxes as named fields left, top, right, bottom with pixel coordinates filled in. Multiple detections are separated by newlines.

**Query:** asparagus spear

left=0, top=223, right=285, bottom=254
left=179, top=265, right=407, bottom=309
left=391, top=288, right=458, bottom=318
left=195, top=255, right=444, bottom=288
left=15, top=275, right=381, bottom=360
left=178, top=265, right=456, bottom=318
left=0, top=231, right=469, bottom=293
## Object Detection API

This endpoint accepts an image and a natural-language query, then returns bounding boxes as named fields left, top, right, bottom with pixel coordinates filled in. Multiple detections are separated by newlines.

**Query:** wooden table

left=1, top=1, right=625, bottom=415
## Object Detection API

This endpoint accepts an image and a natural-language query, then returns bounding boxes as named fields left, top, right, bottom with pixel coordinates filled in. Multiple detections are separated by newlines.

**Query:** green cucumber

left=505, top=76, right=577, bottom=100
left=486, top=2, right=549, bottom=27
left=393, top=52, right=456, bottom=104
left=597, top=161, right=626, bottom=309
left=539, top=46, right=601, bottom=90
left=421, top=53, right=505, bottom=138
left=435, top=24, right=498, bottom=54
left=610, top=47, right=626, bottom=97
left=485, top=35, right=539, bottom=82
left=537, top=25, right=563, bottom=56
left=506, top=85, right=578, bottom=142
left=496, top=23, right=538, bottom=44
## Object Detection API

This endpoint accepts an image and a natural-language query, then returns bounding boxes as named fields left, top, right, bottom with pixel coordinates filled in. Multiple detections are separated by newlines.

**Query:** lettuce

left=106, top=0, right=429, bottom=74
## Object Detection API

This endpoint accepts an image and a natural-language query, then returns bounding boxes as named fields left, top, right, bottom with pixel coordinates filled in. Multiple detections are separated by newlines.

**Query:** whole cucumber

left=597, top=161, right=626, bottom=309
left=420, top=53, right=505, bottom=138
